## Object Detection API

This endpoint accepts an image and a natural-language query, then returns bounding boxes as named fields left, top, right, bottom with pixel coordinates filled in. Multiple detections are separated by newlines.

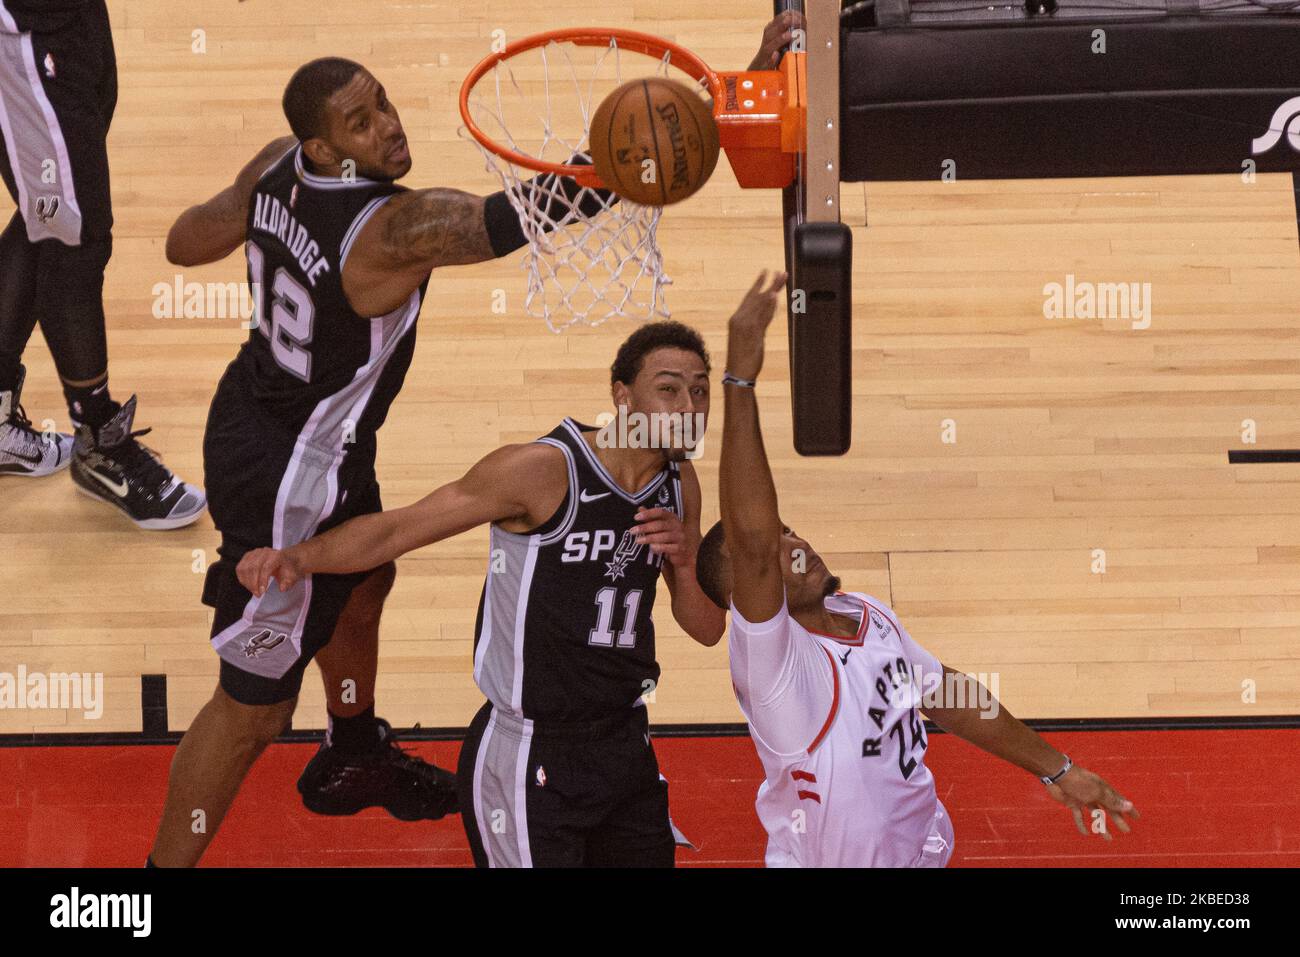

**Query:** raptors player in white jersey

left=696, top=272, right=1141, bottom=867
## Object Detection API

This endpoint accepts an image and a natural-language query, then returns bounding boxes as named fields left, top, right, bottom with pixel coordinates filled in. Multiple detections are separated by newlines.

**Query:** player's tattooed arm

left=654, top=461, right=726, bottom=646
left=236, top=443, right=568, bottom=594
left=342, top=188, right=498, bottom=315
left=165, top=135, right=298, bottom=266
left=719, top=271, right=789, bottom=623
left=922, top=665, right=1140, bottom=839
left=376, top=188, right=495, bottom=268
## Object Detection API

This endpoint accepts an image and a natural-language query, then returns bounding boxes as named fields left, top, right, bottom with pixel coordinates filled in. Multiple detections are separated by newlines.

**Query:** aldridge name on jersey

left=251, top=191, right=330, bottom=286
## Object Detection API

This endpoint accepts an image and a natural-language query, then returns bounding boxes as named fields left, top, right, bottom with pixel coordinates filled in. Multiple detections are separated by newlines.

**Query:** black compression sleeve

left=483, top=190, right=528, bottom=258
left=482, top=159, right=619, bottom=259
left=532, top=167, right=616, bottom=220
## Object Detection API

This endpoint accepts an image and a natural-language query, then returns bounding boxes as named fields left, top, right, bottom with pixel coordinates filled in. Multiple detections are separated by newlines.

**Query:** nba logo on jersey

left=869, top=609, right=891, bottom=638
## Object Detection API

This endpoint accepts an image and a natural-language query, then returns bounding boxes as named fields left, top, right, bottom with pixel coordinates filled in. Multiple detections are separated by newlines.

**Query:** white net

left=462, top=37, right=707, bottom=331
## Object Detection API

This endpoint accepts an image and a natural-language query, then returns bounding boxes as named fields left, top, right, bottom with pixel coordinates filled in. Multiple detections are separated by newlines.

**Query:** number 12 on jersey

left=246, top=241, right=316, bottom=382
left=589, top=586, right=642, bottom=648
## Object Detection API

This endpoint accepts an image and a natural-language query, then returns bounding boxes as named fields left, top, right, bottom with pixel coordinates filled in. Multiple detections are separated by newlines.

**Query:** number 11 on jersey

left=589, top=586, right=642, bottom=648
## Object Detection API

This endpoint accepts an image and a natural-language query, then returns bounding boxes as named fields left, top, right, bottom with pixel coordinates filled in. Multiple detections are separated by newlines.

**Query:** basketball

left=588, top=77, right=720, bottom=206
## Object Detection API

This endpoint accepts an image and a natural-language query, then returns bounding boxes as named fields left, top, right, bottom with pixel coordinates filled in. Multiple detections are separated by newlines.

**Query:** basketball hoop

left=459, top=27, right=805, bottom=330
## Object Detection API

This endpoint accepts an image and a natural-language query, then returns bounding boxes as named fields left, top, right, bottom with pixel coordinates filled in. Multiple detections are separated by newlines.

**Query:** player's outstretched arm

left=371, top=187, right=496, bottom=269
left=341, top=187, right=509, bottom=317
left=922, top=665, right=1141, bottom=840
left=165, top=135, right=298, bottom=266
left=344, top=163, right=614, bottom=316
left=720, top=271, right=789, bottom=624
left=236, top=442, right=566, bottom=596
left=355, top=167, right=611, bottom=268
left=651, top=461, right=726, bottom=646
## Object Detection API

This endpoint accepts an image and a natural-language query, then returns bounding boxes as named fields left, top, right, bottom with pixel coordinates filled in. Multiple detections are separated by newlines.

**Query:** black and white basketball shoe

left=0, top=365, right=73, bottom=478
left=70, top=395, right=207, bottom=530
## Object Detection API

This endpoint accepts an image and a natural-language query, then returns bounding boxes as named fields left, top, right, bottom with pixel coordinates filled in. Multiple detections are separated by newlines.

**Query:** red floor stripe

left=1, top=728, right=1295, bottom=867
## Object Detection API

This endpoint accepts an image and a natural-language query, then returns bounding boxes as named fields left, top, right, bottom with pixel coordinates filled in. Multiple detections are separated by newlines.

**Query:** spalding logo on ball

left=589, top=77, right=721, bottom=206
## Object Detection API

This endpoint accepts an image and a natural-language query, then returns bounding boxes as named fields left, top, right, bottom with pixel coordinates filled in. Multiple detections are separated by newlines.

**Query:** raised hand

left=748, top=9, right=806, bottom=71
left=725, top=270, right=788, bottom=383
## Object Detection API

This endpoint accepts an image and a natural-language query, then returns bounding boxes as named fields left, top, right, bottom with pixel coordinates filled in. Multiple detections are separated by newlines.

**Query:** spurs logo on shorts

left=34, top=196, right=60, bottom=223
left=242, top=629, right=287, bottom=658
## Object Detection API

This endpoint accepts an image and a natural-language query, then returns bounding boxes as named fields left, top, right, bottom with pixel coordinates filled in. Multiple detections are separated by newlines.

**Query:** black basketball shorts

left=200, top=364, right=385, bottom=706
left=0, top=0, right=117, bottom=247
left=458, top=701, right=676, bottom=868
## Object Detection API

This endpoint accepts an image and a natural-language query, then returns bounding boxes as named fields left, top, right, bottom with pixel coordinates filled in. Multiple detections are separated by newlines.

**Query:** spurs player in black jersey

left=239, top=320, right=727, bottom=867
left=148, top=58, right=611, bottom=867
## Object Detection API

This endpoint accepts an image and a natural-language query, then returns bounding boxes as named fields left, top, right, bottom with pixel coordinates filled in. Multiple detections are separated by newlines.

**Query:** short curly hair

left=610, top=321, right=711, bottom=388
left=283, top=57, right=364, bottom=143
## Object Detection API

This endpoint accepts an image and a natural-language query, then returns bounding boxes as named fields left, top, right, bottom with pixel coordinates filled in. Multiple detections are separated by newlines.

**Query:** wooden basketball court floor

left=1, top=0, right=1299, bottom=866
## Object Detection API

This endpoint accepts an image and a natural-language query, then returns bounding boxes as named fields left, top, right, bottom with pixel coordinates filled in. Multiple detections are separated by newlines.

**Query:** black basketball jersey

left=227, top=144, right=427, bottom=474
left=2, top=0, right=89, bottom=32
left=472, top=418, right=684, bottom=724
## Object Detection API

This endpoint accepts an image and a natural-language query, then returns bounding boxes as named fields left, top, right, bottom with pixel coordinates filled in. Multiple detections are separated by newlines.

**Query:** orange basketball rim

left=459, top=27, right=806, bottom=191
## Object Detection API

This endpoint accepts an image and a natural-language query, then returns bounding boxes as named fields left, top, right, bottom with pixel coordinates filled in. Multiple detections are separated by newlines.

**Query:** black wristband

left=483, top=156, right=620, bottom=259
left=529, top=155, right=618, bottom=220
left=483, top=189, right=529, bottom=258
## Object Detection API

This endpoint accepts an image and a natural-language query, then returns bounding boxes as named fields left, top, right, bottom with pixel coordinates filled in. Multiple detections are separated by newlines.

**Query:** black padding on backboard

left=788, top=222, right=853, bottom=456
left=840, top=18, right=1300, bottom=181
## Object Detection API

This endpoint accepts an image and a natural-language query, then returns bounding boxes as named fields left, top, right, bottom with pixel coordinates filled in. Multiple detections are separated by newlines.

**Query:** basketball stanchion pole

left=786, top=0, right=852, bottom=456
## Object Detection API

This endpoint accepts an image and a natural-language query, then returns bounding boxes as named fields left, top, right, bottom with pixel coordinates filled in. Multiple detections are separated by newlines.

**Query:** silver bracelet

left=1040, top=755, right=1073, bottom=786
left=722, top=372, right=756, bottom=388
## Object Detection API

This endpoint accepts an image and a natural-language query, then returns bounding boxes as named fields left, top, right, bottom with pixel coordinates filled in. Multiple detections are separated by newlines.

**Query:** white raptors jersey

left=729, top=591, right=952, bottom=867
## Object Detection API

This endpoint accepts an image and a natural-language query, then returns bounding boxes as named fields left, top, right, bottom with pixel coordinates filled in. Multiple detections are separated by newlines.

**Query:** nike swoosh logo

left=579, top=489, right=611, bottom=502
left=85, top=467, right=129, bottom=498
left=839, top=649, right=852, bottom=665
left=6, top=447, right=44, bottom=466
